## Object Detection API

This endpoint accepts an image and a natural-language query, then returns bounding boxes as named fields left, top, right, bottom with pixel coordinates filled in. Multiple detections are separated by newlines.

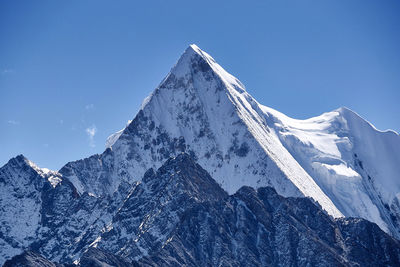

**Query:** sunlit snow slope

left=261, top=105, right=400, bottom=238
left=61, top=44, right=400, bottom=238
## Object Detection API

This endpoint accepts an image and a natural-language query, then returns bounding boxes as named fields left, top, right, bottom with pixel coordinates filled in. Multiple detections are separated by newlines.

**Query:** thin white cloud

left=86, top=125, right=97, bottom=147
left=7, top=120, right=20, bottom=125
left=2, top=69, right=15, bottom=75
left=85, top=104, right=94, bottom=110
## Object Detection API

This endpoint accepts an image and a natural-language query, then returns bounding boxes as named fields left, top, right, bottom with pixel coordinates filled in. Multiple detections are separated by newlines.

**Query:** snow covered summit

left=261, top=105, right=400, bottom=237
left=60, top=44, right=400, bottom=238
left=1, top=44, right=400, bottom=265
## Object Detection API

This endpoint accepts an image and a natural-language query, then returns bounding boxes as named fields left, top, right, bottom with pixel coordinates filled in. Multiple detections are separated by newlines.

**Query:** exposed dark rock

left=2, top=153, right=400, bottom=266
left=3, top=251, right=65, bottom=267
left=79, top=247, right=133, bottom=267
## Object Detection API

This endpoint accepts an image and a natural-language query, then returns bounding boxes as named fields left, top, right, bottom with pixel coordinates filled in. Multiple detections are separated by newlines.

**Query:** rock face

left=0, top=155, right=61, bottom=262
left=1, top=44, right=400, bottom=265
left=135, top=186, right=400, bottom=267
left=78, top=248, right=132, bottom=267
left=3, top=153, right=400, bottom=266
left=95, top=153, right=228, bottom=260
left=3, top=251, right=64, bottom=267
left=0, top=155, right=116, bottom=264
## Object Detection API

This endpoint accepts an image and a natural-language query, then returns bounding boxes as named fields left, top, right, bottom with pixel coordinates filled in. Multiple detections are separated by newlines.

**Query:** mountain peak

left=166, top=43, right=214, bottom=79
left=159, top=44, right=246, bottom=94
left=334, top=106, right=360, bottom=119
left=75, top=45, right=342, bottom=219
left=1, top=154, right=62, bottom=188
left=144, top=152, right=228, bottom=202
left=183, top=44, right=216, bottom=66
left=184, top=43, right=206, bottom=57
left=4, top=154, right=32, bottom=170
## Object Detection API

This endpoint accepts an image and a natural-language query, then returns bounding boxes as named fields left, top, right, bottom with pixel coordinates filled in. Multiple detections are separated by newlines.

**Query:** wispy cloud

left=86, top=125, right=97, bottom=147
left=7, top=120, right=20, bottom=125
left=2, top=69, right=15, bottom=75
left=85, top=104, right=94, bottom=110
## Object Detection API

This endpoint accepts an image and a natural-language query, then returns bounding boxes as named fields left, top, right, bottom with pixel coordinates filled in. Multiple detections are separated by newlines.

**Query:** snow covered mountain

left=81, top=154, right=400, bottom=266
left=1, top=44, right=400, bottom=265
left=61, top=44, right=339, bottom=213
left=0, top=155, right=132, bottom=264
left=3, top=153, right=400, bottom=266
left=60, top=44, right=400, bottom=238
left=261, top=105, right=400, bottom=239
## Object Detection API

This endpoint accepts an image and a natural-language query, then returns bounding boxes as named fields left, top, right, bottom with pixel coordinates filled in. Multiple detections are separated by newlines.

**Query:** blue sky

left=1, top=0, right=399, bottom=170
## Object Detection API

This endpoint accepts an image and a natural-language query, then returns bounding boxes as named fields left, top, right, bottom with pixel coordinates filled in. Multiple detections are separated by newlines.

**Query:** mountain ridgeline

left=3, top=154, right=400, bottom=266
left=1, top=44, right=400, bottom=266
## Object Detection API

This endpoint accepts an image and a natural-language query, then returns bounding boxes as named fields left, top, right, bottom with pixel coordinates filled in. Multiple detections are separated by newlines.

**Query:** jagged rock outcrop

left=4, top=154, right=400, bottom=266
left=3, top=251, right=65, bottom=267
left=0, top=156, right=119, bottom=264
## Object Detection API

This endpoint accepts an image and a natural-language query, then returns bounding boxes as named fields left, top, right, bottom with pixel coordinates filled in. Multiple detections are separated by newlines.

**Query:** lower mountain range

left=2, top=154, right=400, bottom=266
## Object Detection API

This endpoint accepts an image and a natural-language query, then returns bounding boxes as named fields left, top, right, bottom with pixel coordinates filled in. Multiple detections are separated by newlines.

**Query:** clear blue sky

left=1, top=0, right=399, bottom=170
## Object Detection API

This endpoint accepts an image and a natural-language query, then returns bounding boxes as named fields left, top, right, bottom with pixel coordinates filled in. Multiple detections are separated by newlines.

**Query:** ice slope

left=260, top=105, right=400, bottom=237
left=60, top=44, right=342, bottom=218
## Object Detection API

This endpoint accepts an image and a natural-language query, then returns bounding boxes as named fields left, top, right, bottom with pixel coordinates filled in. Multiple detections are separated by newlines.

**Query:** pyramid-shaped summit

left=2, top=44, right=400, bottom=265
left=161, top=44, right=246, bottom=94
left=60, top=44, right=342, bottom=218
left=60, top=44, right=400, bottom=240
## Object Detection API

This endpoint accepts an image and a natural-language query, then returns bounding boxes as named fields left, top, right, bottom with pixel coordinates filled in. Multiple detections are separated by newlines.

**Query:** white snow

left=320, top=163, right=359, bottom=178
left=260, top=105, right=400, bottom=235
left=26, top=159, right=63, bottom=187
left=106, top=120, right=132, bottom=149
left=89, top=236, right=102, bottom=248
